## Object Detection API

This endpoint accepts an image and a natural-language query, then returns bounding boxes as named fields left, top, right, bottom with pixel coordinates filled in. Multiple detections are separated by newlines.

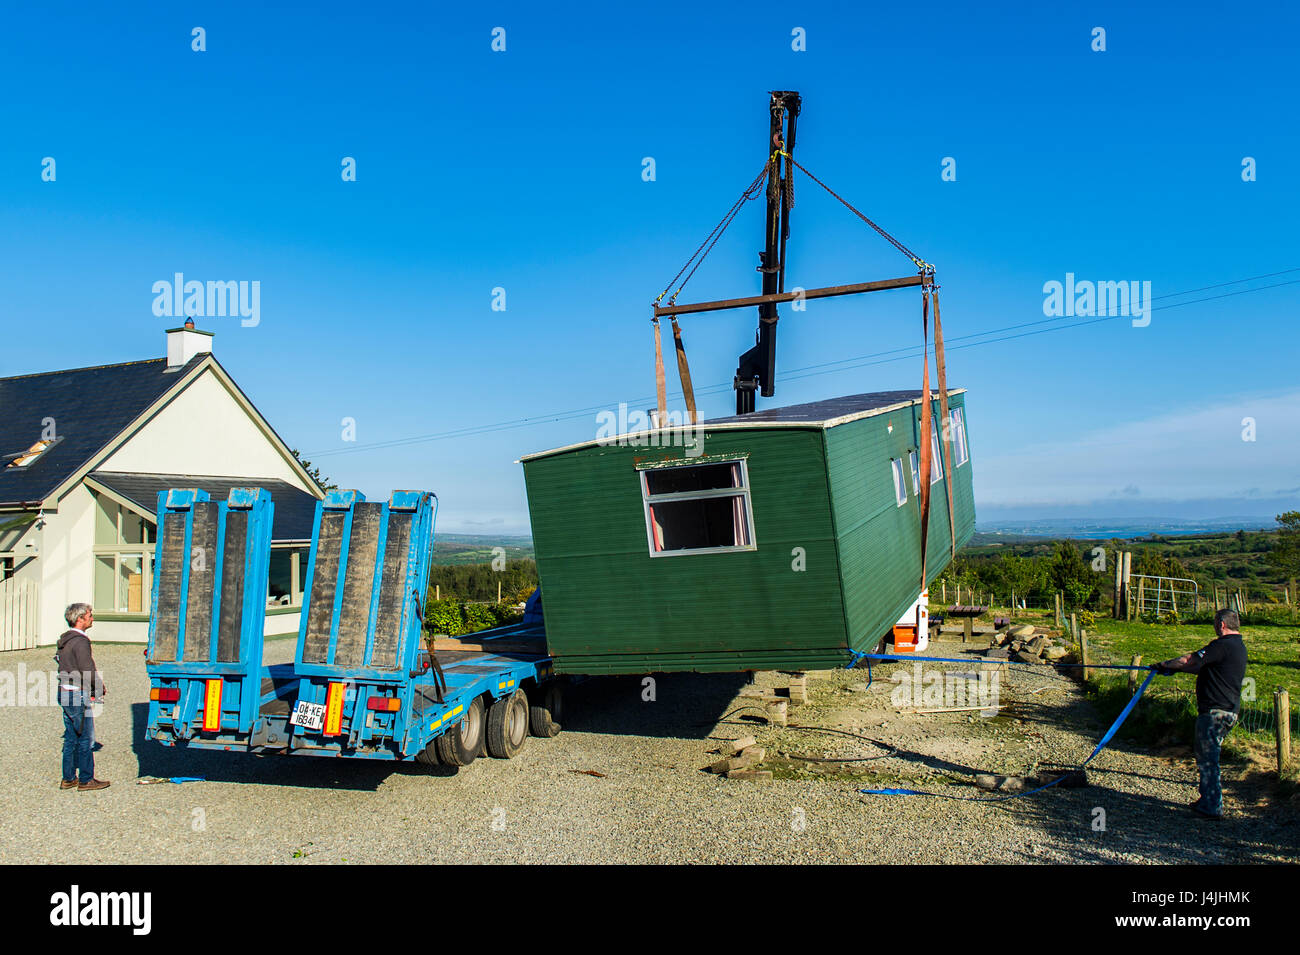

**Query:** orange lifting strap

left=651, top=316, right=699, bottom=427
left=917, top=289, right=934, bottom=591
left=917, top=282, right=956, bottom=593
left=653, top=318, right=667, bottom=426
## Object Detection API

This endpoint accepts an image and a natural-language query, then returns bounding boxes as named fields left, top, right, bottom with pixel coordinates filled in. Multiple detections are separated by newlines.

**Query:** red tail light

left=367, top=696, right=401, bottom=712
left=151, top=687, right=181, bottom=703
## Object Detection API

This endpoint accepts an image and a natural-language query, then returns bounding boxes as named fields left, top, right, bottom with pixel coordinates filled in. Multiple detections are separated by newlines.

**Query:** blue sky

left=2, top=1, right=1297, bottom=534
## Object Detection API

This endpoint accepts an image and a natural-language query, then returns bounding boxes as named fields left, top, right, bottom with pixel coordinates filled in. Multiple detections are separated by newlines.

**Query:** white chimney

left=166, top=319, right=213, bottom=369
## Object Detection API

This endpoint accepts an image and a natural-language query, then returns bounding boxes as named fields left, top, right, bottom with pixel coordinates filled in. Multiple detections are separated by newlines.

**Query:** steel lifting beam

left=653, top=274, right=925, bottom=319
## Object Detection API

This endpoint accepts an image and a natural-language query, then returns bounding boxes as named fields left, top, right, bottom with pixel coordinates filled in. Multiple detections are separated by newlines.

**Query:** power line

left=305, top=271, right=1299, bottom=458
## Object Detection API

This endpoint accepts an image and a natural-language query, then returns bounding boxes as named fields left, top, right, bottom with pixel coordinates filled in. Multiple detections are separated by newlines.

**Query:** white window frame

left=640, top=458, right=757, bottom=558
left=91, top=495, right=154, bottom=613
left=891, top=458, right=907, bottom=506
left=929, top=422, right=943, bottom=485
left=909, top=450, right=920, bottom=496
left=951, top=407, right=969, bottom=467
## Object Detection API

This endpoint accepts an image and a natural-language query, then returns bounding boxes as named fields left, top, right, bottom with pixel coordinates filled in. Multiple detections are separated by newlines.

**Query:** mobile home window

left=909, top=451, right=920, bottom=495
left=951, top=408, right=969, bottom=467
left=930, top=425, right=943, bottom=484
left=891, top=459, right=907, bottom=506
left=641, top=460, right=755, bottom=556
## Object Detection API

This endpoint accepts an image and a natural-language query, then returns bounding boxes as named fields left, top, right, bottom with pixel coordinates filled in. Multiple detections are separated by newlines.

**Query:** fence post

left=1113, top=554, right=1122, bottom=619
left=435, top=584, right=440, bottom=601
left=1128, top=655, right=1142, bottom=695
left=1069, top=612, right=1078, bottom=642
left=1276, top=689, right=1292, bottom=776
left=1137, top=577, right=1145, bottom=617
left=1079, top=630, right=1091, bottom=682
left=497, top=580, right=502, bottom=604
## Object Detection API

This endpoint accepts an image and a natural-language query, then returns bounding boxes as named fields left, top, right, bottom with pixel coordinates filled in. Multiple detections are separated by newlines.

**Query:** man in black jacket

left=1155, top=608, right=1247, bottom=820
left=56, top=603, right=109, bottom=791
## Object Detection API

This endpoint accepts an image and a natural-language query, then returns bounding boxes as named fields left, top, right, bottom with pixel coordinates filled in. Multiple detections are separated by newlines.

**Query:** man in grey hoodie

left=56, top=602, right=109, bottom=791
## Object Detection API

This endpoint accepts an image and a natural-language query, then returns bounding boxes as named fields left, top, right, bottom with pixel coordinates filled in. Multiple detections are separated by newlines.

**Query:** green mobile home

left=520, top=390, right=975, bottom=674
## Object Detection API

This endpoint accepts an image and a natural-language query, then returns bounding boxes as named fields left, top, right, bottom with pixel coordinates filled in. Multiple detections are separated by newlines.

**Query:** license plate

left=291, top=701, right=326, bottom=731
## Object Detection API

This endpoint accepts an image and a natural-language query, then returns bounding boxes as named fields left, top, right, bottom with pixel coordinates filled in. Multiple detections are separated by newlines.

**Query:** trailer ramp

left=145, top=487, right=283, bottom=739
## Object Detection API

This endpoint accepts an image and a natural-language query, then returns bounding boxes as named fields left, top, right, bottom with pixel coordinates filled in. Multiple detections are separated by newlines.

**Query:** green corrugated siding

left=523, top=429, right=847, bottom=673
left=827, top=393, right=976, bottom=653
left=522, top=393, right=976, bottom=674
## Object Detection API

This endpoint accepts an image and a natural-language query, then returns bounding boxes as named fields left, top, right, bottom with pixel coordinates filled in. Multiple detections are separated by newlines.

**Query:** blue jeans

left=1194, top=709, right=1237, bottom=814
left=60, top=691, right=95, bottom=784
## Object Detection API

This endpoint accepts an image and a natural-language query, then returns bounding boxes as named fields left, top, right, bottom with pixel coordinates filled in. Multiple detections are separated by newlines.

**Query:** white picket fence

left=1, top=577, right=40, bottom=651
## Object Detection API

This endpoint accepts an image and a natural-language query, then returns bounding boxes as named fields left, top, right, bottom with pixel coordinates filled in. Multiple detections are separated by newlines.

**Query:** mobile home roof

left=519, top=388, right=966, bottom=462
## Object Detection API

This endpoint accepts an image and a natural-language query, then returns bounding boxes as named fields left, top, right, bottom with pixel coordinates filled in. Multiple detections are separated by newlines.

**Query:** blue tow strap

left=857, top=657, right=1159, bottom=801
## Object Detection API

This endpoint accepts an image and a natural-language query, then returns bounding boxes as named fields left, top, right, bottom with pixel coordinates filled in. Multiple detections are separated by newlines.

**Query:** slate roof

left=87, top=471, right=320, bottom=542
left=0, top=356, right=206, bottom=505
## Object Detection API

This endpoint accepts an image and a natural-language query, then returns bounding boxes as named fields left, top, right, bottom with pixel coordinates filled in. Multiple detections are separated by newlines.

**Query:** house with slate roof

left=0, top=325, right=324, bottom=649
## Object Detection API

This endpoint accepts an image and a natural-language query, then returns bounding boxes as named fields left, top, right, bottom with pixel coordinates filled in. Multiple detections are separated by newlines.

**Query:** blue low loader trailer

left=144, top=487, right=562, bottom=769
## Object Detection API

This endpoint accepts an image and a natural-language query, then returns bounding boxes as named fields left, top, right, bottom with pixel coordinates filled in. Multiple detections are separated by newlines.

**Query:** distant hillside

left=975, top=517, right=1277, bottom=541
left=433, top=533, right=533, bottom=565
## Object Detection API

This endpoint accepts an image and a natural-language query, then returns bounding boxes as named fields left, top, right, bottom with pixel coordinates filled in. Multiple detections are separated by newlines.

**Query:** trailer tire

left=414, top=742, right=440, bottom=766
left=529, top=683, right=563, bottom=738
left=486, top=689, right=529, bottom=758
left=435, top=696, right=485, bottom=767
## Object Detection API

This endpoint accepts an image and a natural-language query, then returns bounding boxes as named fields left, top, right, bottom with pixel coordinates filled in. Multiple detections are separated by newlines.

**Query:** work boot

left=77, top=778, right=110, bottom=792
left=59, top=779, right=77, bottom=790
left=1190, top=801, right=1222, bottom=820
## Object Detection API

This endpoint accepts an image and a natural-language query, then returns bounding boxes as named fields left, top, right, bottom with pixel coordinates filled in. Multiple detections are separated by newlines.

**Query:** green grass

left=978, top=607, right=1299, bottom=767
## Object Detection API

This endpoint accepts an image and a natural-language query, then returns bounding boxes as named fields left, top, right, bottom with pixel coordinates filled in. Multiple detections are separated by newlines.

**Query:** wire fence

left=1146, top=683, right=1298, bottom=735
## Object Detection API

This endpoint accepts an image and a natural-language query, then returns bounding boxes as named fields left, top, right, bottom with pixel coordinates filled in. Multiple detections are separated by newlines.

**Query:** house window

left=91, top=494, right=154, bottom=614
left=3, top=436, right=61, bottom=469
left=891, top=459, right=907, bottom=506
left=909, top=451, right=920, bottom=496
left=268, top=546, right=310, bottom=607
left=951, top=408, right=969, bottom=467
left=641, top=460, right=755, bottom=556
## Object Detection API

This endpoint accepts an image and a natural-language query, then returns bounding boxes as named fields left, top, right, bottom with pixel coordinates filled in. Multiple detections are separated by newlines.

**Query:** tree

left=1269, top=511, right=1300, bottom=579
left=290, top=448, right=337, bottom=492
left=1049, top=542, right=1099, bottom=608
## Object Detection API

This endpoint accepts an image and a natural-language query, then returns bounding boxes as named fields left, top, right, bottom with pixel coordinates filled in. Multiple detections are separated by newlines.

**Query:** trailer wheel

left=529, top=683, right=563, bottom=738
left=414, top=741, right=440, bottom=766
left=486, top=689, right=529, bottom=758
left=435, top=696, right=485, bottom=767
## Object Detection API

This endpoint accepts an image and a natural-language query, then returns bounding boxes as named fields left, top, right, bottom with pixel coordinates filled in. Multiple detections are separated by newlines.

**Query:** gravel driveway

left=2, top=639, right=1295, bottom=864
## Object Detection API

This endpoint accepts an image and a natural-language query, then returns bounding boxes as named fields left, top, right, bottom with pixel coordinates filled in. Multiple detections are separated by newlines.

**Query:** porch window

left=641, top=460, right=755, bottom=556
left=92, top=495, right=153, bottom=613
left=268, top=545, right=310, bottom=607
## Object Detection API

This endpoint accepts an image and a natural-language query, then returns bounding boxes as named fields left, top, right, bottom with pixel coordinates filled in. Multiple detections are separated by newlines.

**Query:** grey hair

left=1214, top=607, right=1240, bottom=632
left=64, top=602, right=92, bottom=627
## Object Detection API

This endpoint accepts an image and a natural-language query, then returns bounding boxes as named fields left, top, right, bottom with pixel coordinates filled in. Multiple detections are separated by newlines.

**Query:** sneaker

left=1190, top=801, right=1222, bottom=820
left=77, top=778, right=110, bottom=792
left=59, top=779, right=77, bottom=790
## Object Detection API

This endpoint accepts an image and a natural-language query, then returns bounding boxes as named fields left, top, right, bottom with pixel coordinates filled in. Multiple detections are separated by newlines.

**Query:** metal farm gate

left=1131, top=574, right=1200, bottom=617
left=1, top=577, right=40, bottom=651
